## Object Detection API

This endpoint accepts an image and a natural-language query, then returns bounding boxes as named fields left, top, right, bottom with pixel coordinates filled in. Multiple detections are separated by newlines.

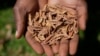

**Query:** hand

left=13, top=0, right=87, bottom=56
left=13, top=0, right=48, bottom=55
left=44, top=0, right=87, bottom=56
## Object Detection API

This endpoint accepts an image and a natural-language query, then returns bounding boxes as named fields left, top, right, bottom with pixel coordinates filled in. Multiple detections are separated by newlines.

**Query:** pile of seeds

left=27, top=4, right=78, bottom=45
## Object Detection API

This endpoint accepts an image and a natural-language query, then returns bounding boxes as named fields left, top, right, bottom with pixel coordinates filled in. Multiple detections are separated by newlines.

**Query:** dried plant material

left=28, top=14, right=32, bottom=26
left=27, top=4, right=78, bottom=45
left=34, top=36, right=41, bottom=42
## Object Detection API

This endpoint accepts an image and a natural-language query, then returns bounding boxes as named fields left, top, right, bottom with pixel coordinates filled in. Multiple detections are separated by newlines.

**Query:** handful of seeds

left=27, top=4, right=78, bottom=45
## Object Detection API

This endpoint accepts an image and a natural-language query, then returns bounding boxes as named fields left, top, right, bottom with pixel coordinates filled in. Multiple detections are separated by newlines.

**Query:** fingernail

left=15, top=31, right=18, bottom=38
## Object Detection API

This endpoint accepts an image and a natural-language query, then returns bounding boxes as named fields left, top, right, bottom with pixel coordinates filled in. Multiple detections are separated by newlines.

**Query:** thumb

left=13, top=6, right=27, bottom=39
left=13, top=0, right=39, bottom=38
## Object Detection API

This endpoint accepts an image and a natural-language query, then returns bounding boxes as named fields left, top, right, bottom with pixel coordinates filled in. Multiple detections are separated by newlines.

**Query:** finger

left=41, top=43, right=54, bottom=56
left=77, top=0, right=87, bottom=30
left=25, top=31, right=44, bottom=54
left=59, top=38, right=69, bottom=56
left=51, top=41, right=59, bottom=54
left=69, top=34, right=79, bottom=56
left=78, top=14, right=87, bottom=31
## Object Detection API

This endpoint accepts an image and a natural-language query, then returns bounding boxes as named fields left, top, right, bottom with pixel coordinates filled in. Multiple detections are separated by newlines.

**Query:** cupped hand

left=46, top=0, right=87, bottom=56
left=13, top=0, right=48, bottom=55
left=13, top=0, right=87, bottom=56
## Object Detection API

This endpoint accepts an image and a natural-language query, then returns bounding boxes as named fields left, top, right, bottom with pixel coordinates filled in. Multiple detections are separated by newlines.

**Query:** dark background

left=0, top=0, right=100, bottom=56
left=77, top=0, right=100, bottom=56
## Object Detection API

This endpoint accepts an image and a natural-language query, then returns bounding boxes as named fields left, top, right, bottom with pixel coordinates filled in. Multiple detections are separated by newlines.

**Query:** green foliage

left=0, top=8, right=39, bottom=56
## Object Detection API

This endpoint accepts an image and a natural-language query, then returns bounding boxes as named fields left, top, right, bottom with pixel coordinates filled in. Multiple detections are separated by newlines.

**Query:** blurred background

left=0, top=0, right=39, bottom=56
left=0, top=0, right=100, bottom=56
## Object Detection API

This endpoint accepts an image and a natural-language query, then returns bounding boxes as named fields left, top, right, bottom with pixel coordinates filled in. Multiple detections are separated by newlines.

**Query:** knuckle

left=13, top=4, right=25, bottom=12
left=13, top=6, right=23, bottom=12
left=13, top=3, right=20, bottom=11
left=13, top=6, right=18, bottom=12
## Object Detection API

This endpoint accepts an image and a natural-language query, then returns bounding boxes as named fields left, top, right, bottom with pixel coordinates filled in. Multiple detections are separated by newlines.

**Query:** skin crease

left=13, top=0, right=87, bottom=56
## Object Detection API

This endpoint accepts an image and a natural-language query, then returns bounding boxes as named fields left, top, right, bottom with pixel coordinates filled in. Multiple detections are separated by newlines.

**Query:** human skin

left=13, top=0, right=87, bottom=56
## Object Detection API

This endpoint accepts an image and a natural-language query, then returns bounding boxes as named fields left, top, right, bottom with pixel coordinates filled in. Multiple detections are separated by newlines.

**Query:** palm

left=13, top=0, right=87, bottom=56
